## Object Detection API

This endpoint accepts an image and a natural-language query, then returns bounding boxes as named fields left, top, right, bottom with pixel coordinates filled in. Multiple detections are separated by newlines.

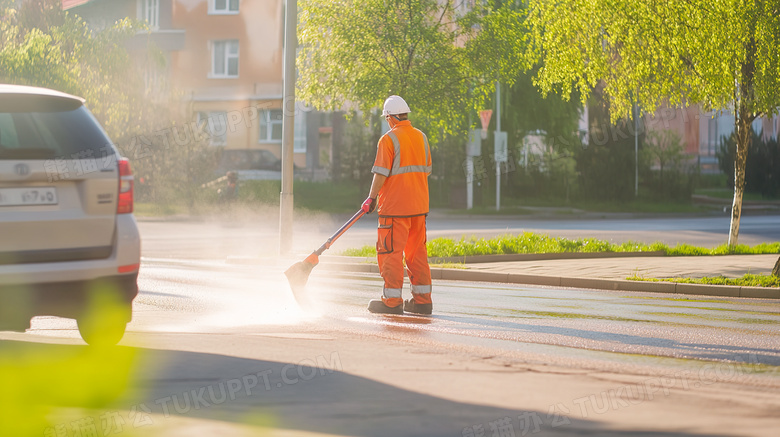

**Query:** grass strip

left=627, top=274, right=780, bottom=288
left=340, top=232, right=780, bottom=258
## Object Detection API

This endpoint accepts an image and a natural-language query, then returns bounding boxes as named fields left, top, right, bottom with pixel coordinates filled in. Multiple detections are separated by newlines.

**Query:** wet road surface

left=120, top=259, right=780, bottom=368
left=7, top=257, right=780, bottom=436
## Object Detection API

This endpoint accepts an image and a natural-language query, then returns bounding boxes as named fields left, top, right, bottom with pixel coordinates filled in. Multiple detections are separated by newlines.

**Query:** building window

left=258, top=110, right=283, bottom=143
left=257, top=109, right=307, bottom=152
left=138, top=0, right=159, bottom=30
left=197, top=111, right=228, bottom=146
left=211, top=40, right=239, bottom=78
left=209, top=0, right=239, bottom=14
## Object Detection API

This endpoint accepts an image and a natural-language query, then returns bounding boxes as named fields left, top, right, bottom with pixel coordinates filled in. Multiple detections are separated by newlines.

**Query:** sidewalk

left=315, top=253, right=780, bottom=300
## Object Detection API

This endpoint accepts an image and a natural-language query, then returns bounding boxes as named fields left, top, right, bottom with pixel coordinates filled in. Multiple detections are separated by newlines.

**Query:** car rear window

left=0, top=94, right=113, bottom=160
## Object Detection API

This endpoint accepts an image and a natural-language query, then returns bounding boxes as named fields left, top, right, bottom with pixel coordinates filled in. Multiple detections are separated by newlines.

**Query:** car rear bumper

left=0, top=214, right=141, bottom=286
left=0, top=214, right=140, bottom=328
left=0, top=273, right=138, bottom=330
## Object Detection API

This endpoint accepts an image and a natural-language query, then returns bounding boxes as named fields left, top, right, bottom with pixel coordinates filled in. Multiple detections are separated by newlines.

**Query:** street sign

left=467, top=129, right=482, bottom=157
left=494, top=131, right=508, bottom=163
left=479, top=110, right=492, bottom=140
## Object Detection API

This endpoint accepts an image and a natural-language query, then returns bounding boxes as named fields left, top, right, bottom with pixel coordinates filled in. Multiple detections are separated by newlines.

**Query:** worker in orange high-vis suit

left=360, top=95, right=433, bottom=315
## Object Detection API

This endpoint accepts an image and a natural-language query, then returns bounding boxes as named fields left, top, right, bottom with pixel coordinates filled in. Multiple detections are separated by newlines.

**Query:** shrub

left=718, top=131, right=780, bottom=198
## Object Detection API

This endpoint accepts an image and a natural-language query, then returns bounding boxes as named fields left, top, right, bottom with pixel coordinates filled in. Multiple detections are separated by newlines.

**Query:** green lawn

left=694, top=188, right=770, bottom=201
left=340, top=232, right=780, bottom=258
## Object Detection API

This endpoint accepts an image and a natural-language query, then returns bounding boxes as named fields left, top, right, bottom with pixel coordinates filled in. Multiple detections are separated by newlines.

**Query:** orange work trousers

left=376, top=215, right=432, bottom=308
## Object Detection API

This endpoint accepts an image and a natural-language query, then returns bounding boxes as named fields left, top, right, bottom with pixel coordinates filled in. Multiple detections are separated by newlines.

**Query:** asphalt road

left=130, top=258, right=780, bottom=367
left=11, top=254, right=780, bottom=436
left=138, top=213, right=780, bottom=260
left=4, top=214, right=779, bottom=436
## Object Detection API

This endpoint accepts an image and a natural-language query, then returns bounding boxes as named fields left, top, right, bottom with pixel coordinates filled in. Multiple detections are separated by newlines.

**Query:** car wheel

left=77, top=285, right=132, bottom=346
left=77, top=313, right=128, bottom=346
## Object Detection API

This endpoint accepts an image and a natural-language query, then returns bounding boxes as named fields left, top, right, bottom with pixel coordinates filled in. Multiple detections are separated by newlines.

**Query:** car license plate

left=0, top=187, right=58, bottom=206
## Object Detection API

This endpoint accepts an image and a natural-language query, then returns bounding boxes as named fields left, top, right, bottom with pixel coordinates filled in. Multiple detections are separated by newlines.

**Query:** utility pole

left=634, top=99, right=639, bottom=197
left=279, top=0, right=297, bottom=255
left=495, top=81, right=501, bottom=211
left=466, top=112, right=475, bottom=210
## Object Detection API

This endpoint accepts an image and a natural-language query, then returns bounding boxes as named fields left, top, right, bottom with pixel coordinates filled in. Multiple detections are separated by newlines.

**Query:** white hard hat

left=382, top=95, right=411, bottom=117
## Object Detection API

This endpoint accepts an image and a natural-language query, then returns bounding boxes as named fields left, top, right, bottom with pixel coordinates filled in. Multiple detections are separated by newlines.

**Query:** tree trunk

left=773, top=256, right=780, bottom=277
left=728, top=38, right=757, bottom=248
left=728, top=112, right=750, bottom=247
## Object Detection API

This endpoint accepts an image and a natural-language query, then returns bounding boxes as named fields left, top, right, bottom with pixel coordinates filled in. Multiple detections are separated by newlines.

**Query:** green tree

left=297, top=0, right=525, bottom=139
left=503, top=69, right=582, bottom=149
left=0, top=0, right=219, bottom=209
left=0, top=0, right=147, bottom=140
left=526, top=0, right=780, bottom=247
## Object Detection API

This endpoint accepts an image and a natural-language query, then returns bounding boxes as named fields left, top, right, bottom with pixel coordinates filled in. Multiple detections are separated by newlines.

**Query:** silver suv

left=0, top=84, right=141, bottom=346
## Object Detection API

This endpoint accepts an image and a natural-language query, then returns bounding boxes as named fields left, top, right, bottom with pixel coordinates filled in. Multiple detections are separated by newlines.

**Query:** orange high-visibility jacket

left=372, top=120, right=432, bottom=217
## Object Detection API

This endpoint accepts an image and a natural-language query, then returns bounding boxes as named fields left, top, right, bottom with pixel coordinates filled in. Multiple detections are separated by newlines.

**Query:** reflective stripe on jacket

left=371, top=120, right=431, bottom=217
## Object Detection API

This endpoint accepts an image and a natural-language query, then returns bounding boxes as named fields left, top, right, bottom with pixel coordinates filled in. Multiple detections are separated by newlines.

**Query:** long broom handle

left=313, top=208, right=366, bottom=256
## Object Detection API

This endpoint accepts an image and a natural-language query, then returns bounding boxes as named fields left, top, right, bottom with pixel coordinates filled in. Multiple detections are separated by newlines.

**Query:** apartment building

left=63, top=0, right=319, bottom=171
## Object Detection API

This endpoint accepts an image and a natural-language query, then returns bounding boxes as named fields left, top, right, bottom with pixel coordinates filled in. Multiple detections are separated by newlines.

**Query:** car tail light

left=118, top=263, right=140, bottom=274
left=117, top=158, right=134, bottom=214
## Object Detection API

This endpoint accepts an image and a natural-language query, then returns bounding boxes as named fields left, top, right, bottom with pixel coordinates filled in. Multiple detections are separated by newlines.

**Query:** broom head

left=284, top=253, right=319, bottom=303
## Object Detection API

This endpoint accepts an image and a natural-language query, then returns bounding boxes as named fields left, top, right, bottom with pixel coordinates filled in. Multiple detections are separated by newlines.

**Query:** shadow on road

left=0, top=338, right=732, bottom=437
left=431, top=313, right=780, bottom=366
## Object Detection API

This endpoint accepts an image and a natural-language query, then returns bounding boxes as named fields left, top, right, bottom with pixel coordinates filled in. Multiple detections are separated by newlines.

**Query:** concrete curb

left=317, top=263, right=780, bottom=300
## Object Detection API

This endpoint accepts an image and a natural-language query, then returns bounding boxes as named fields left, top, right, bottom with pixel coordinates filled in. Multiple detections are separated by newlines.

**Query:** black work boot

left=368, top=299, right=403, bottom=315
left=404, top=299, right=432, bottom=315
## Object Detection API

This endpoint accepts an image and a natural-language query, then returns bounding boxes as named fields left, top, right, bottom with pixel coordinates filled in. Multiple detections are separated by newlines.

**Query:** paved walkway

left=468, top=254, right=778, bottom=280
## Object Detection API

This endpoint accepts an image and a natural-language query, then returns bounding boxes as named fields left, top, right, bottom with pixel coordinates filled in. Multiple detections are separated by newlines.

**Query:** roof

left=0, top=84, right=85, bottom=103
left=61, top=0, right=95, bottom=10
